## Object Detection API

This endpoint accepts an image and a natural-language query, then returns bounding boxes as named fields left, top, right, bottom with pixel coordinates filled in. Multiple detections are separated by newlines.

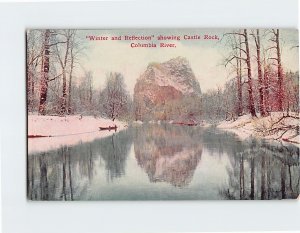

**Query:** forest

left=202, top=29, right=299, bottom=121
left=27, top=29, right=299, bottom=143
left=27, top=29, right=132, bottom=120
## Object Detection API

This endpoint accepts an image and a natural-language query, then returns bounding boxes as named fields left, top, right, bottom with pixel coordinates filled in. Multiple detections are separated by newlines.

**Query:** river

left=27, top=123, right=300, bottom=200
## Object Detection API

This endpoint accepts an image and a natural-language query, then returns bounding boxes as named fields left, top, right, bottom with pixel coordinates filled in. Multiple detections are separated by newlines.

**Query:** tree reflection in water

left=211, top=132, right=300, bottom=200
left=27, top=125, right=299, bottom=200
left=27, top=129, right=133, bottom=200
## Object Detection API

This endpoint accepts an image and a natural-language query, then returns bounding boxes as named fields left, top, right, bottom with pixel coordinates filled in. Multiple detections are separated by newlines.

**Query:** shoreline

left=216, top=113, right=300, bottom=147
left=28, top=114, right=127, bottom=154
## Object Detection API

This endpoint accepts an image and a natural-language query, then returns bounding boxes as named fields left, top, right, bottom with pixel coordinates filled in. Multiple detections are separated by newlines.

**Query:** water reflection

left=134, top=124, right=202, bottom=187
left=97, top=132, right=132, bottom=181
left=27, top=129, right=133, bottom=200
left=217, top=139, right=300, bottom=200
left=27, top=125, right=299, bottom=200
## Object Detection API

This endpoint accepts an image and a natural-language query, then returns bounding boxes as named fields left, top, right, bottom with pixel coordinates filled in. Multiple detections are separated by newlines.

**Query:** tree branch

left=232, top=46, right=247, bottom=54
left=225, top=55, right=246, bottom=67
left=48, top=73, right=63, bottom=82
left=49, top=41, right=67, bottom=47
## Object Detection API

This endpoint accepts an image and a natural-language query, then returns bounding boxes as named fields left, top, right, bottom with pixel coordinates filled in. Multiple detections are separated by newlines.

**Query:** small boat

left=99, top=125, right=117, bottom=131
left=28, top=135, right=52, bottom=138
left=172, top=114, right=198, bottom=126
left=172, top=122, right=198, bottom=126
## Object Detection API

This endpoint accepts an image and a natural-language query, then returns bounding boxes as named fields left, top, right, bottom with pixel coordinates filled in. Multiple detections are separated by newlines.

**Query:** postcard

left=27, top=29, right=299, bottom=200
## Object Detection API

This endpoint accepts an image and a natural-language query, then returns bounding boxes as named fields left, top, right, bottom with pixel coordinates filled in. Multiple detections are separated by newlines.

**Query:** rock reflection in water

left=134, top=124, right=203, bottom=187
left=27, top=125, right=299, bottom=200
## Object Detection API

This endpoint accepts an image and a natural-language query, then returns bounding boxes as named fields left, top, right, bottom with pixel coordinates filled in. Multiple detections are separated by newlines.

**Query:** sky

left=75, top=29, right=299, bottom=95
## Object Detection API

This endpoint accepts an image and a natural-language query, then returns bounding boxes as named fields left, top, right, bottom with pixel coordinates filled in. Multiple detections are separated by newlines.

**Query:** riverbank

left=28, top=114, right=127, bottom=154
left=217, top=112, right=299, bottom=146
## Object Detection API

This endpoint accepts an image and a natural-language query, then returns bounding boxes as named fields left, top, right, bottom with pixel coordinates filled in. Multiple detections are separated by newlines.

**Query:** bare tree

left=263, top=57, right=271, bottom=113
left=27, top=30, right=43, bottom=111
left=54, top=30, right=76, bottom=115
left=67, top=30, right=84, bottom=114
left=237, top=34, right=243, bottom=116
left=244, top=29, right=257, bottom=117
left=38, top=29, right=51, bottom=115
left=284, top=71, right=299, bottom=113
left=251, top=29, right=267, bottom=116
left=224, top=29, right=256, bottom=117
left=222, top=32, right=243, bottom=117
left=102, top=72, right=129, bottom=121
left=85, top=71, right=94, bottom=110
left=74, top=71, right=95, bottom=114
left=267, top=29, right=284, bottom=111
left=67, top=40, right=75, bottom=114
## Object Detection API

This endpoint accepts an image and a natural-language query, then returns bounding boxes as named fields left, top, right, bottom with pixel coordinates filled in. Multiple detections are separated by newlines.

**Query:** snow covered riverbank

left=217, top=112, right=299, bottom=146
left=28, top=115, right=127, bottom=154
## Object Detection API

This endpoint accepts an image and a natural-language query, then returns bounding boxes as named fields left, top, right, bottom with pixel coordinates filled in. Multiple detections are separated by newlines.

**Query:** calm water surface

left=27, top=124, right=300, bottom=200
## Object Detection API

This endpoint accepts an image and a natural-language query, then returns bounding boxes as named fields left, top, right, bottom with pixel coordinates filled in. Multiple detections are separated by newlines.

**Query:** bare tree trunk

left=31, top=67, right=35, bottom=111
left=244, top=29, right=257, bottom=117
left=67, top=56, right=74, bottom=114
left=27, top=64, right=36, bottom=111
left=27, top=64, right=32, bottom=107
left=58, top=30, right=71, bottom=115
left=237, top=35, right=243, bottom=116
left=61, top=42, right=69, bottom=115
left=263, top=58, right=270, bottom=114
left=274, top=29, right=284, bottom=111
left=111, top=102, right=115, bottom=120
left=38, top=30, right=50, bottom=115
left=61, top=69, right=67, bottom=114
left=254, top=30, right=266, bottom=116
left=89, top=80, right=92, bottom=106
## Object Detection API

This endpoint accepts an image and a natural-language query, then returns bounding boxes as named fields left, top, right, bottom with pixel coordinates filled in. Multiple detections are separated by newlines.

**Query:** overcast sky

left=75, top=29, right=299, bottom=95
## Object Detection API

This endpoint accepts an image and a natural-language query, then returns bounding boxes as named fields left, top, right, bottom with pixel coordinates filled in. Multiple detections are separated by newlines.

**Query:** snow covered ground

left=217, top=112, right=300, bottom=146
left=28, top=114, right=127, bottom=154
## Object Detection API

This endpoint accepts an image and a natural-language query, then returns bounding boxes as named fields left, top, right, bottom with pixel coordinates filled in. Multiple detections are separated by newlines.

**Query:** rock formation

left=134, top=57, right=201, bottom=121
